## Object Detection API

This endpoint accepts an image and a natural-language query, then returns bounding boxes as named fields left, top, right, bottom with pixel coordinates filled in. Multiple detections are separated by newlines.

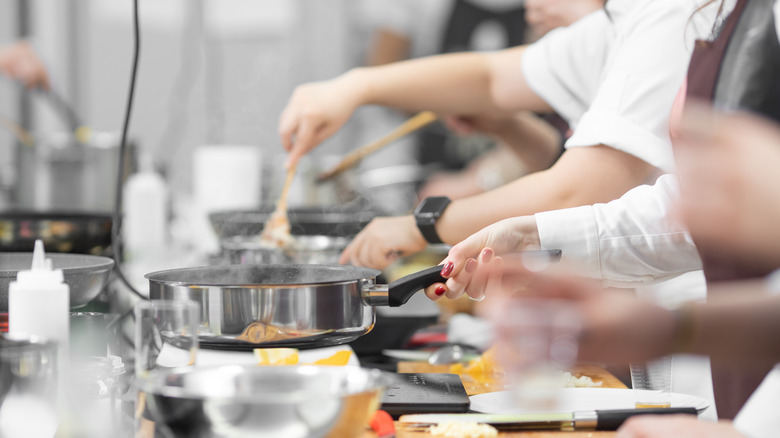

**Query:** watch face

left=417, top=197, right=451, bottom=216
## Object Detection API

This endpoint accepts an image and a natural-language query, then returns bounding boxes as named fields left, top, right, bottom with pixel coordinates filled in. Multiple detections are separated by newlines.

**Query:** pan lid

left=145, top=264, right=381, bottom=287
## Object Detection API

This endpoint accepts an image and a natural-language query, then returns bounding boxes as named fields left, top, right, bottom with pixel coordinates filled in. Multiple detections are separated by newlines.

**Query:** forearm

left=682, top=285, right=780, bottom=367
left=435, top=146, right=657, bottom=243
left=349, top=47, right=550, bottom=115
left=494, top=112, right=561, bottom=173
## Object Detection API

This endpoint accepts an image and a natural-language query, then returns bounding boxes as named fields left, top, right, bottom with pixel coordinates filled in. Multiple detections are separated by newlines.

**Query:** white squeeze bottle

left=8, top=239, right=70, bottom=378
left=123, top=153, right=168, bottom=261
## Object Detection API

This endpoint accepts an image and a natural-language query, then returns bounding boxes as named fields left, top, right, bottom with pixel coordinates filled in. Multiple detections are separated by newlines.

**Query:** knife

left=398, top=407, right=698, bottom=431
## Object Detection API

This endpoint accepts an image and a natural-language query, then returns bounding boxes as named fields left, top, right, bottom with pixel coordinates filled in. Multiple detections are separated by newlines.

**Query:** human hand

left=423, top=216, right=541, bottom=301
left=0, top=41, right=50, bottom=90
left=675, top=110, right=780, bottom=270
left=482, top=273, right=676, bottom=365
left=616, top=416, right=743, bottom=438
left=278, top=71, right=367, bottom=169
left=339, top=215, right=427, bottom=270
left=524, top=0, right=603, bottom=36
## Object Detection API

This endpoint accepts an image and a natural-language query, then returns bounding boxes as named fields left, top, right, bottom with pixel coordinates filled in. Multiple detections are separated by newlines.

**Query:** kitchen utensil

left=0, top=113, right=34, bottom=147
left=316, top=111, right=437, bottom=182
left=468, top=388, right=711, bottom=415
left=398, top=407, right=698, bottom=432
left=209, top=201, right=377, bottom=239
left=139, top=365, right=387, bottom=438
left=146, top=263, right=446, bottom=350
left=428, top=344, right=467, bottom=365
left=220, top=235, right=350, bottom=265
left=0, top=252, right=114, bottom=312
left=0, top=210, right=113, bottom=254
left=135, top=300, right=199, bottom=378
left=0, top=333, right=59, bottom=437
left=259, top=163, right=297, bottom=246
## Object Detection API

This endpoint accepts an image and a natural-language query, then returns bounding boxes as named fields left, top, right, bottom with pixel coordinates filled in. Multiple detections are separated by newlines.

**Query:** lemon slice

left=253, top=348, right=299, bottom=366
left=309, top=350, right=352, bottom=366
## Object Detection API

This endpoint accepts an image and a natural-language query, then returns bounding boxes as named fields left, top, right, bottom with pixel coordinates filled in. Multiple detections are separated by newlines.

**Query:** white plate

left=470, top=388, right=710, bottom=414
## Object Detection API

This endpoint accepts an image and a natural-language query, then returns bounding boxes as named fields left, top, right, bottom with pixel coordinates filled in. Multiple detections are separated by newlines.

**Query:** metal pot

left=219, top=235, right=350, bottom=265
left=146, top=264, right=445, bottom=350
left=140, top=365, right=387, bottom=438
left=0, top=252, right=114, bottom=312
left=15, top=131, right=136, bottom=213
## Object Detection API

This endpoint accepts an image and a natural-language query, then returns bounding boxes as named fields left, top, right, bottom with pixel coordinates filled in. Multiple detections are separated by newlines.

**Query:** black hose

left=111, top=0, right=147, bottom=302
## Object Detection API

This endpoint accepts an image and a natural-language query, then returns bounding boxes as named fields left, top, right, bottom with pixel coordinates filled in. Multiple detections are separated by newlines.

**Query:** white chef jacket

left=522, top=0, right=720, bottom=173
left=536, top=174, right=702, bottom=287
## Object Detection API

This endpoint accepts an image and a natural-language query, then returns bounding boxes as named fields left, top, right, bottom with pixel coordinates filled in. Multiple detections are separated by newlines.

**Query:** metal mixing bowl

left=0, top=253, right=114, bottom=312
left=140, top=365, right=387, bottom=438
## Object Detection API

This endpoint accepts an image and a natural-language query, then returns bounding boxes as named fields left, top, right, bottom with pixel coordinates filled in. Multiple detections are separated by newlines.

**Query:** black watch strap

left=414, top=196, right=451, bottom=244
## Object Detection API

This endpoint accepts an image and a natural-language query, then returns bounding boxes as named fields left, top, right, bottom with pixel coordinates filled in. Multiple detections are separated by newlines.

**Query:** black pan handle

left=387, top=266, right=446, bottom=307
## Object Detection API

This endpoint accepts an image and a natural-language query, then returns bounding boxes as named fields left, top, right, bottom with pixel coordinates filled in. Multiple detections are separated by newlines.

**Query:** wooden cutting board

left=381, top=362, right=628, bottom=438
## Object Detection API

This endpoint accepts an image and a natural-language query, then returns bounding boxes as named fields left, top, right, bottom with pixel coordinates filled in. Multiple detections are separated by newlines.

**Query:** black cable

left=111, top=0, right=148, bottom=302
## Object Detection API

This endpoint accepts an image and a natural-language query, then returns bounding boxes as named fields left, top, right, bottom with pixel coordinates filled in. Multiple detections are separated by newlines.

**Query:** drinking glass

left=134, top=300, right=200, bottom=378
left=630, top=357, right=673, bottom=408
left=493, top=298, right=582, bottom=410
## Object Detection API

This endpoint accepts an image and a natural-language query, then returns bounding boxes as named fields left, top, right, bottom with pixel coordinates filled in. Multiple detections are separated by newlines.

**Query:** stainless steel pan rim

left=140, top=365, right=387, bottom=403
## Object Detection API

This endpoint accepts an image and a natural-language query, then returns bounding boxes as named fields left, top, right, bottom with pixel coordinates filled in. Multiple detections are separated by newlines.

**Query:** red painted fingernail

left=441, top=262, right=454, bottom=277
left=435, top=286, right=446, bottom=296
left=465, top=259, right=477, bottom=273
left=481, top=248, right=494, bottom=262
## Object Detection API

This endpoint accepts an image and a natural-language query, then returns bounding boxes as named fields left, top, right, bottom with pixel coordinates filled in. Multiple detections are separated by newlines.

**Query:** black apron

left=683, top=0, right=780, bottom=419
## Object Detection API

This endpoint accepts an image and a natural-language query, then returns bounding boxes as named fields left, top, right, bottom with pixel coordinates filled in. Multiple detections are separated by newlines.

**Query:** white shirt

left=535, top=174, right=702, bottom=287
left=522, top=0, right=719, bottom=173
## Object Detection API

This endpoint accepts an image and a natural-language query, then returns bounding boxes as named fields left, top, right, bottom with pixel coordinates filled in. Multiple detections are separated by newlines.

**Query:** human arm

left=365, top=28, right=411, bottom=67
left=279, top=46, right=551, bottom=168
left=0, top=41, right=50, bottom=90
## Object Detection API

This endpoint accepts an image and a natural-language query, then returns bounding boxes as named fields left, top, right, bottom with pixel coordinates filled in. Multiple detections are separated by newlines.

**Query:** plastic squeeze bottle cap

left=15, top=240, right=64, bottom=285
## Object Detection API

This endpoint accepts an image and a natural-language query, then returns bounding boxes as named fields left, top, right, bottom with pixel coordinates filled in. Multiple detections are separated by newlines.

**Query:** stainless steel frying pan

left=146, top=264, right=445, bottom=350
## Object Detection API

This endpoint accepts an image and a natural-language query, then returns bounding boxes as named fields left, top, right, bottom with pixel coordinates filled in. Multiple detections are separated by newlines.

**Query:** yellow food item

left=311, top=350, right=353, bottom=366
left=449, top=347, right=502, bottom=376
left=428, top=422, right=498, bottom=437
left=254, top=348, right=299, bottom=365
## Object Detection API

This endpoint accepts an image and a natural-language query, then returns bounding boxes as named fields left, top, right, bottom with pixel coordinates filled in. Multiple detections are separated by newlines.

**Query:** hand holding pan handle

left=365, top=249, right=562, bottom=307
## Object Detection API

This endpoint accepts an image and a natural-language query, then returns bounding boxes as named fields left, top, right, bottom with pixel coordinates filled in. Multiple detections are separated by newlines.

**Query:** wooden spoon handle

left=316, top=111, right=437, bottom=182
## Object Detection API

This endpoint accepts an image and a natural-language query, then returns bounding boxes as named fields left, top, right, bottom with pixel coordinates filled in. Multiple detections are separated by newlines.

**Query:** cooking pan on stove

left=146, top=264, right=445, bottom=350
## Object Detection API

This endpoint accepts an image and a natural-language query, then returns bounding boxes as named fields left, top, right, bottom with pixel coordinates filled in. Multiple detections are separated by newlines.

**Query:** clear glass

left=630, top=356, right=673, bottom=408
left=494, top=299, right=582, bottom=411
left=134, top=300, right=199, bottom=437
left=134, top=300, right=199, bottom=378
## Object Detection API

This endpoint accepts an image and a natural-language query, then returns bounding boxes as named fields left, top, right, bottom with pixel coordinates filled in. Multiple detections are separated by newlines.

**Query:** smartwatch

left=414, top=196, right=451, bottom=244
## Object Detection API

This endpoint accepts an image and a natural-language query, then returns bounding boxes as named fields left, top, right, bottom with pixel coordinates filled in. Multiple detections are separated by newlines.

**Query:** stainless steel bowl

left=140, top=365, right=387, bottom=438
left=0, top=253, right=114, bottom=312
left=219, top=235, right=350, bottom=265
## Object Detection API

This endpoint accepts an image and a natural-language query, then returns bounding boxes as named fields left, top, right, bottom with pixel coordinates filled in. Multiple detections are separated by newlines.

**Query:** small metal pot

left=140, top=365, right=387, bottom=438
left=146, top=264, right=445, bottom=350
left=219, top=235, right=350, bottom=265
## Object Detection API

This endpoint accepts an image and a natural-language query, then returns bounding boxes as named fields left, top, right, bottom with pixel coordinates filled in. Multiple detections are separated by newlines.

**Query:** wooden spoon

left=259, top=163, right=298, bottom=247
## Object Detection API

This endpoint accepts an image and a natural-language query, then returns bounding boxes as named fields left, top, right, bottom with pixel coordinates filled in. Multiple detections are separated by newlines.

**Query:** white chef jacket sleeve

left=534, top=174, right=702, bottom=287
left=523, top=0, right=695, bottom=172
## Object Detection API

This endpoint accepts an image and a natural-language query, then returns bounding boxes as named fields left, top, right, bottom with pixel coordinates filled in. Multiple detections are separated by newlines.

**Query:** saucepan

left=140, top=365, right=387, bottom=438
left=146, top=264, right=446, bottom=350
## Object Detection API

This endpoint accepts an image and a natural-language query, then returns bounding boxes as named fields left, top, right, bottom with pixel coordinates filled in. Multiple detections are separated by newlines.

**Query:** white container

left=123, top=156, right=168, bottom=261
